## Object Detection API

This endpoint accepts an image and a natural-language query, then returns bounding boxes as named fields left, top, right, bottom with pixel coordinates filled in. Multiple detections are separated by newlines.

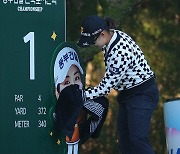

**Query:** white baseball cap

left=54, top=47, right=83, bottom=88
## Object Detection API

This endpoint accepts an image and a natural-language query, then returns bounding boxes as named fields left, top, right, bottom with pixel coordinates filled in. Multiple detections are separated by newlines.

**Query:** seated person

left=52, top=42, right=109, bottom=153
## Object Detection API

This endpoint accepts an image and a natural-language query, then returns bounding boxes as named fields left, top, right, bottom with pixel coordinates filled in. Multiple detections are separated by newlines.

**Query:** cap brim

left=77, top=35, right=94, bottom=47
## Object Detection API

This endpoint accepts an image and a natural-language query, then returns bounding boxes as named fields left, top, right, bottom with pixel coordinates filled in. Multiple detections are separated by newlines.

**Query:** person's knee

left=130, top=136, right=143, bottom=147
left=130, top=135, right=148, bottom=147
left=129, top=136, right=154, bottom=153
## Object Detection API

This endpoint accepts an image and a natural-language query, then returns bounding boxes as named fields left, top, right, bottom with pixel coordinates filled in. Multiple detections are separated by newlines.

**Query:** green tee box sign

left=0, top=0, right=67, bottom=153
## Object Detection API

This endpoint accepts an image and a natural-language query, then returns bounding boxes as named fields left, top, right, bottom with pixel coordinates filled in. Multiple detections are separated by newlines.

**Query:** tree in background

left=66, top=0, right=180, bottom=153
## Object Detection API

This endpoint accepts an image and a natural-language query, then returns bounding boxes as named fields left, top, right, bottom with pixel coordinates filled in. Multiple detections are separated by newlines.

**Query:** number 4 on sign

left=38, top=95, right=41, bottom=101
left=23, top=32, right=35, bottom=80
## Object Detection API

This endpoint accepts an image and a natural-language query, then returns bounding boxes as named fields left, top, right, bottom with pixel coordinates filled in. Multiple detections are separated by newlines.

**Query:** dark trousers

left=117, top=83, right=159, bottom=154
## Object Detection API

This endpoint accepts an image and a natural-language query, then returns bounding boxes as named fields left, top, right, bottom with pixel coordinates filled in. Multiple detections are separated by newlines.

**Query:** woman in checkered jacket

left=77, top=15, right=159, bottom=154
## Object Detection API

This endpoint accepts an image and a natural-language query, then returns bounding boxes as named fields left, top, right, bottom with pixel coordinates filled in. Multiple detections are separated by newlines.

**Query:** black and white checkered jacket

left=85, top=30, right=155, bottom=100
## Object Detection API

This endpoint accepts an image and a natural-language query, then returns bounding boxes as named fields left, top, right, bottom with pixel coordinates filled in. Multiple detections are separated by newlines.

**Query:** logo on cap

left=81, top=27, right=84, bottom=33
left=58, top=51, right=79, bottom=70
left=83, top=42, right=89, bottom=46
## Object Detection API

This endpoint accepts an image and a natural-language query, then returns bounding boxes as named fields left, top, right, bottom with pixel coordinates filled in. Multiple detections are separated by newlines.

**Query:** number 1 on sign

left=23, top=32, right=35, bottom=80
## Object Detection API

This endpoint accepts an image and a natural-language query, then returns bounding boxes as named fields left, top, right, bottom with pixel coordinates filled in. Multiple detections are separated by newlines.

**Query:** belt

left=119, top=77, right=155, bottom=97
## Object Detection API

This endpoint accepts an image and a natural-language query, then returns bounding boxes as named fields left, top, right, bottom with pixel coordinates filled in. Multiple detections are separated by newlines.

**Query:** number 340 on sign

left=38, top=120, right=46, bottom=128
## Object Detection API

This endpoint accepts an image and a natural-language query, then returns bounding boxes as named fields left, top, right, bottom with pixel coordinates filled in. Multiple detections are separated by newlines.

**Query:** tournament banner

left=164, top=99, right=180, bottom=154
left=0, top=0, right=66, bottom=153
